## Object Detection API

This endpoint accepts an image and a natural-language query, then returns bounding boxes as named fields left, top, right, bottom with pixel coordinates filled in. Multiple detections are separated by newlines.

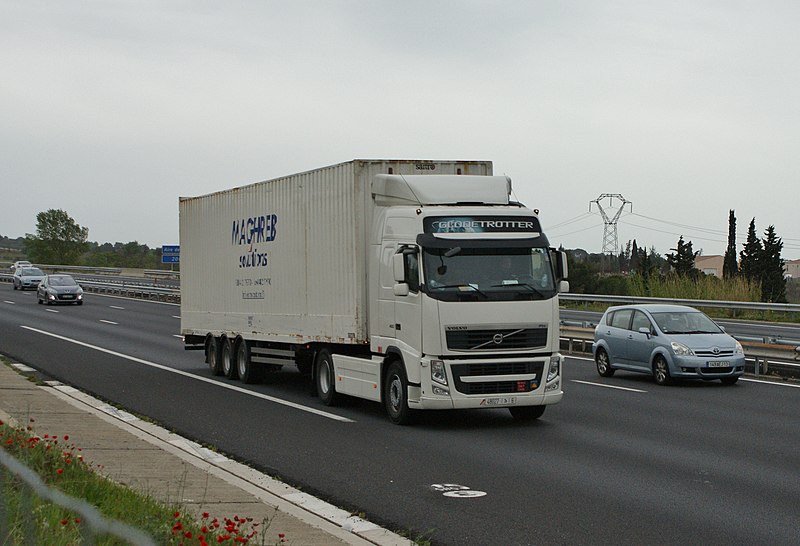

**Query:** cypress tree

left=760, top=225, right=787, bottom=303
left=666, top=236, right=699, bottom=278
left=723, top=210, right=738, bottom=278
left=740, top=218, right=762, bottom=283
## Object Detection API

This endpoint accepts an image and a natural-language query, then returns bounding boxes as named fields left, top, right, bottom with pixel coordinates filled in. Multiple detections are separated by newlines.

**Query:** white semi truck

left=180, top=159, right=569, bottom=424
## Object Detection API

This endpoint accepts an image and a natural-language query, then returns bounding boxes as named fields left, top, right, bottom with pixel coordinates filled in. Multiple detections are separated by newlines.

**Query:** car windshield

left=651, top=311, right=723, bottom=334
left=422, top=246, right=556, bottom=302
left=50, top=276, right=78, bottom=287
left=21, top=268, right=45, bottom=276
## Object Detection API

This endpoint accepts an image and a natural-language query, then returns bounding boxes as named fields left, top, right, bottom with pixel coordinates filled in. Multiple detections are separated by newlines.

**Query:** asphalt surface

left=2, top=287, right=800, bottom=545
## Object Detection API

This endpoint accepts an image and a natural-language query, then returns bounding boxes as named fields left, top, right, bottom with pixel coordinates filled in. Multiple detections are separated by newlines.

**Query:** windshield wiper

left=490, top=282, right=546, bottom=298
left=433, top=283, right=489, bottom=299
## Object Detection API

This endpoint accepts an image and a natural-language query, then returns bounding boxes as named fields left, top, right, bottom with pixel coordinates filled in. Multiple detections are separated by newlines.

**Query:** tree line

left=6, top=208, right=794, bottom=303
left=6, top=209, right=172, bottom=270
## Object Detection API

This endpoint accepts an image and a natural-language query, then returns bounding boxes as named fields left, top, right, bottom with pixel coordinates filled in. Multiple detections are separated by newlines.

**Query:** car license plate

left=62, top=295, right=74, bottom=300
left=481, top=397, right=516, bottom=406
left=707, top=361, right=730, bottom=367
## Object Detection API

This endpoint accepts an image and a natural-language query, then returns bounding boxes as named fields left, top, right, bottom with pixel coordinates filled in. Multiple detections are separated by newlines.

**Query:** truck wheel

left=509, top=405, right=546, bottom=421
left=236, top=339, right=262, bottom=384
left=221, top=337, right=238, bottom=379
left=384, top=360, right=413, bottom=425
left=206, top=336, right=223, bottom=376
left=315, top=349, right=340, bottom=406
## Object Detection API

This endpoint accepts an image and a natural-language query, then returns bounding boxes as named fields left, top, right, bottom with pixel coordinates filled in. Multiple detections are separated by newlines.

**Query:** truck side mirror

left=556, top=250, right=569, bottom=281
left=392, top=253, right=405, bottom=283
left=558, top=280, right=570, bottom=293
left=393, top=283, right=410, bottom=296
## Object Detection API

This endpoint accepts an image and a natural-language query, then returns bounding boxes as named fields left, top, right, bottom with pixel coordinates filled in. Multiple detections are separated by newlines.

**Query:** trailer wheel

left=236, top=338, right=262, bottom=384
left=384, top=360, right=413, bottom=425
left=315, top=349, right=340, bottom=406
left=221, top=337, right=238, bottom=379
left=206, top=336, right=223, bottom=376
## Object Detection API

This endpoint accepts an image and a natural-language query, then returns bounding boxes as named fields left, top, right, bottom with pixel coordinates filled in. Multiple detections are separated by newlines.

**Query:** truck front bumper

left=409, top=353, right=564, bottom=411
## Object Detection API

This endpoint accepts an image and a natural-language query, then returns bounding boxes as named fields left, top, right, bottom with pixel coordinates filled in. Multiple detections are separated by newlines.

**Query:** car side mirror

left=638, top=327, right=652, bottom=338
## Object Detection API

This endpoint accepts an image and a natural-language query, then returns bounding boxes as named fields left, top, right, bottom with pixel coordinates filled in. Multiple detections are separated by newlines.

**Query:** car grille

left=451, top=361, right=545, bottom=395
left=694, top=349, right=735, bottom=357
left=699, top=366, right=734, bottom=375
left=446, top=327, right=548, bottom=351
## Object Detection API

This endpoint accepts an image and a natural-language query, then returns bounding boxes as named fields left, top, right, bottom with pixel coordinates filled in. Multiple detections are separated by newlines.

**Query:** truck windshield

left=422, top=246, right=556, bottom=302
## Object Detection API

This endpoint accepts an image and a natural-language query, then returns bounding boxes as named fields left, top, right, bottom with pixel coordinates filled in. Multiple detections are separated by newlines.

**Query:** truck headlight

left=547, top=356, right=560, bottom=382
left=431, top=359, right=448, bottom=386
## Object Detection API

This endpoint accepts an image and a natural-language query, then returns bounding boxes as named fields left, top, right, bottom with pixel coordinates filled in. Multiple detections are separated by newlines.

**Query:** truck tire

left=236, top=338, right=262, bottom=384
left=384, top=360, right=413, bottom=425
left=315, top=349, right=340, bottom=406
left=221, top=337, right=238, bottom=380
left=206, top=336, right=223, bottom=376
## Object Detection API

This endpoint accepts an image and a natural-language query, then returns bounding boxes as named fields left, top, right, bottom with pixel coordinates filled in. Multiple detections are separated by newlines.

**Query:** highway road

left=2, top=288, right=800, bottom=545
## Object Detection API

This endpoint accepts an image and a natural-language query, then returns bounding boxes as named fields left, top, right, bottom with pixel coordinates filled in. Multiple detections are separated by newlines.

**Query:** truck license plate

left=482, top=397, right=516, bottom=406
left=707, top=361, right=730, bottom=367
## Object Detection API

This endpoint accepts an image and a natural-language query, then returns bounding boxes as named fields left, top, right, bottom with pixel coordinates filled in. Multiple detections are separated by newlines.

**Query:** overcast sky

left=2, top=1, right=799, bottom=258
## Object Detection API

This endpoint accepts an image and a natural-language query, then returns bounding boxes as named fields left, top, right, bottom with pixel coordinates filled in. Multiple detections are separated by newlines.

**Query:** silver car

left=592, top=304, right=745, bottom=385
left=12, top=267, right=46, bottom=290
left=37, top=274, right=84, bottom=305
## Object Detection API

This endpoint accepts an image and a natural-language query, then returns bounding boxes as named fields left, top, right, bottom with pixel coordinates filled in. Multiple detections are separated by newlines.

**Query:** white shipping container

left=180, top=159, right=492, bottom=345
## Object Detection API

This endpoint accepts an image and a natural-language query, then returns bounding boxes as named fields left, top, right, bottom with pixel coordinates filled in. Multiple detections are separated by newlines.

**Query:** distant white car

left=10, top=260, right=32, bottom=271
left=13, top=267, right=46, bottom=290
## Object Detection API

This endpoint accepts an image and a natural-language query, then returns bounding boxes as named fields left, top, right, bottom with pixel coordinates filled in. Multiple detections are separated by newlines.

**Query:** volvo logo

left=492, top=333, right=504, bottom=344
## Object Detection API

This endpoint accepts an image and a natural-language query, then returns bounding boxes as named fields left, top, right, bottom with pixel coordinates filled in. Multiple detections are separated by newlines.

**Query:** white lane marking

left=46, top=309, right=59, bottom=313
left=20, top=325, right=354, bottom=423
left=172, top=315, right=180, bottom=319
left=109, top=305, right=126, bottom=310
left=172, top=335, right=183, bottom=339
left=99, top=320, right=118, bottom=325
left=571, top=380, right=648, bottom=393
left=3, top=301, right=14, bottom=304
left=566, top=355, right=594, bottom=362
left=741, top=378, right=800, bottom=389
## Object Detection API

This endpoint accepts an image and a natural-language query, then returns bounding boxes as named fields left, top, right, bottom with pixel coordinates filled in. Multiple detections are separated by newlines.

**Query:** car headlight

left=431, top=359, right=448, bottom=386
left=671, top=342, right=694, bottom=356
left=734, top=341, right=743, bottom=355
left=547, top=356, right=560, bottom=382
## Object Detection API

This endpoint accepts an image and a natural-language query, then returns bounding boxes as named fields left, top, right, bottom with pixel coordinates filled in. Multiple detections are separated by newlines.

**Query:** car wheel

left=315, top=349, right=340, bottom=406
left=653, top=356, right=672, bottom=386
left=509, top=405, right=546, bottom=421
left=721, top=376, right=739, bottom=386
left=76, top=301, right=83, bottom=306
left=206, top=336, right=223, bottom=376
left=384, top=360, right=414, bottom=425
left=595, top=348, right=615, bottom=377
left=221, top=337, right=238, bottom=379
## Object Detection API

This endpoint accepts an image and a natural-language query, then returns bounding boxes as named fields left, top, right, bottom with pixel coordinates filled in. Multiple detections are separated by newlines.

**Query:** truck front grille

left=450, top=361, right=545, bottom=395
left=446, top=327, right=548, bottom=351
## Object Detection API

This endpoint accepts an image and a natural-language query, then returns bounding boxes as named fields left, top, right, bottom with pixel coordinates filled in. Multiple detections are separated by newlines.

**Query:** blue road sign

left=162, top=245, right=180, bottom=254
left=162, top=255, right=180, bottom=263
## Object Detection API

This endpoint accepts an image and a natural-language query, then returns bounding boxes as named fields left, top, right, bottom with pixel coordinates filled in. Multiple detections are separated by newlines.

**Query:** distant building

left=785, top=259, right=800, bottom=279
left=695, top=255, right=724, bottom=278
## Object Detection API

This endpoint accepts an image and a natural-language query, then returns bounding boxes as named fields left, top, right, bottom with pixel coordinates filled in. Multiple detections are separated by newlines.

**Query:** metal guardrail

left=560, top=293, right=800, bottom=314
left=559, top=325, right=800, bottom=379
left=0, top=447, right=156, bottom=545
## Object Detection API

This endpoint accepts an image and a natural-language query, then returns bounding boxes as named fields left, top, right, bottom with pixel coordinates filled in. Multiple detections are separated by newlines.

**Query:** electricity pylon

left=589, top=194, right=632, bottom=256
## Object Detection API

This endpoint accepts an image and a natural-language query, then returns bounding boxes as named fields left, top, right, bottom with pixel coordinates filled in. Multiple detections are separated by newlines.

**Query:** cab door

left=393, top=245, right=423, bottom=358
